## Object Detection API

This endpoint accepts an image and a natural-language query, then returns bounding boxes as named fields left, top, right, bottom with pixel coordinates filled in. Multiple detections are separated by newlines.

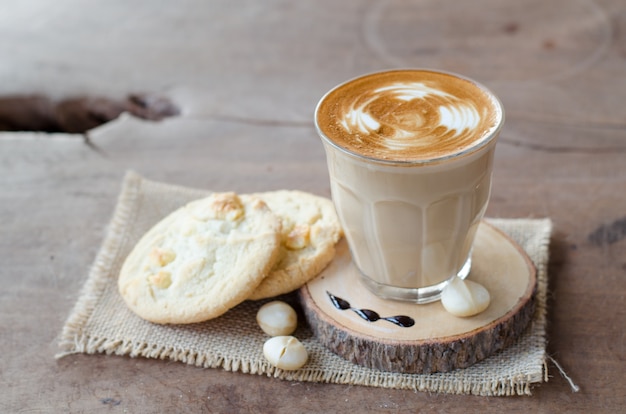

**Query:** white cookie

left=248, top=190, right=343, bottom=300
left=118, top=192, right=281, bottom=324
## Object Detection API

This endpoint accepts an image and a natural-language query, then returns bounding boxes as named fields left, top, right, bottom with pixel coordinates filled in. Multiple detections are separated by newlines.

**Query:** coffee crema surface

left=316, top=70, right=502, bottom=163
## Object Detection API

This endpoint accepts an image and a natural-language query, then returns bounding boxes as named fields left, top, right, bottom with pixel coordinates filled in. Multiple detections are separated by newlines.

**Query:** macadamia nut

left=256, top=301, right=298, bottom=336
left=285, top=224, right=310, bottom=250
left=263, top=336, right=308, bottom=370
left=441, top=277, right=490, bottom=317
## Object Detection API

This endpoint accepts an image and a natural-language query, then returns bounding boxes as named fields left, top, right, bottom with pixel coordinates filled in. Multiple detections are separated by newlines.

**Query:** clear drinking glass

left=315, top=69, right=504, bottom=303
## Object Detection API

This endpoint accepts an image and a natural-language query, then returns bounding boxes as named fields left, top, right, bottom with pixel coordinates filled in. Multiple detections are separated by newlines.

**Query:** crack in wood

left=200, top=114, right=311, bottom=128
left=500, top=137, right=626, bottom=154
left=0, top=93, right=179, bottom=134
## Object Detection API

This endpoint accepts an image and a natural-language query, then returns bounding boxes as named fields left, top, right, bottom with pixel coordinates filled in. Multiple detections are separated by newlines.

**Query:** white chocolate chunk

left=188, top=192, right=245, bottom=221
left=149, top=247, right=176, bottom=267
left=148, top=271, right=172, bottom=289
left=263, top=336, right=308, bottom=370
left=256, top=301, right=298, bottom=336
left=441, top=277, right=490, bottom=317
left=285, top=224, right=310, bottom=250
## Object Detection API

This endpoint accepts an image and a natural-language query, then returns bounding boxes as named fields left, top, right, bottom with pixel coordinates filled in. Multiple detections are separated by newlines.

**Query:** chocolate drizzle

left=327, top=292, right=415, bottom=328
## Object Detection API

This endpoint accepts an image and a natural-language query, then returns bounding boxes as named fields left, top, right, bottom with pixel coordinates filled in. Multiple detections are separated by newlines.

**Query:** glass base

left=359, top=257, right=472, bottom=304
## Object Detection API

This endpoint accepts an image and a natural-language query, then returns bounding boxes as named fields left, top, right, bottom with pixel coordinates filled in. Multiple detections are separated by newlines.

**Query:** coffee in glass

left=315, top=69, right=504, bottom=303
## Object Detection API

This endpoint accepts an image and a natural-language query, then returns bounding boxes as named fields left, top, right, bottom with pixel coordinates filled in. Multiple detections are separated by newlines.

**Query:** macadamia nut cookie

left=118, top=192, right=282, bottom=324
left=248, top=190, right=343, bottom=300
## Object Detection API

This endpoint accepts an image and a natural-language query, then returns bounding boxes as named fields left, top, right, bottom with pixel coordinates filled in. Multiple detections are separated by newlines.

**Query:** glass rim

left=314, top=68, right=505, bottom=166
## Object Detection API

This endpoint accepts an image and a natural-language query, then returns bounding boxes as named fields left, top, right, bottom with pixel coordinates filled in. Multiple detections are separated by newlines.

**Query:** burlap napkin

left=57, top=171, right=552, bottom=396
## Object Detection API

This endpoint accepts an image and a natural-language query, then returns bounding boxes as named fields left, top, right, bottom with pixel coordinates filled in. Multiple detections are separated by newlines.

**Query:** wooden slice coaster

left=299, top=221, right=537, bottom=374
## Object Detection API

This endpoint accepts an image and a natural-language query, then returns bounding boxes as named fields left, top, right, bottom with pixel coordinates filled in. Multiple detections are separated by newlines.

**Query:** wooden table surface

left=1, top=1, right=624, bottom=412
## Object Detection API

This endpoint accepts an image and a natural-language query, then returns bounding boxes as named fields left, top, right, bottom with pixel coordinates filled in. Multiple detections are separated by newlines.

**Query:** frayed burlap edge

left=488, top=216, right=553, bottom=395
left=57, top=171, right=553, bottom=397
left=57, top=171, right=142, bottom=357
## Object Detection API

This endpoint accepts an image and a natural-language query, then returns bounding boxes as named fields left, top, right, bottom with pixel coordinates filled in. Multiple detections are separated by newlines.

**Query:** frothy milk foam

left=316, top=70, right=503, bottom=302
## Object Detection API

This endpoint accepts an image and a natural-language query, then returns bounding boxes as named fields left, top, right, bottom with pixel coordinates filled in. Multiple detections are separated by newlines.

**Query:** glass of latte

left=315, top=69, right=504, bottom=303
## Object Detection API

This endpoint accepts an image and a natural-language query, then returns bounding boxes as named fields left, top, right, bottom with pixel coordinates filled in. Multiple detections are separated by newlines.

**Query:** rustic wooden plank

left=1, top=0, right=625, bottom=411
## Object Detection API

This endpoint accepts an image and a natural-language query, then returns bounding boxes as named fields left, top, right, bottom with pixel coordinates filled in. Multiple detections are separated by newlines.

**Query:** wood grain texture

left=299, top=224, right=538, bottom=374
left=1, top=0, right=625, bottom=412
left=300, top=284, right=537, bottom=374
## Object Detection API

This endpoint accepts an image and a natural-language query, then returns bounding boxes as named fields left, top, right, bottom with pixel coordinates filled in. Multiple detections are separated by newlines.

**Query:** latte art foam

left=316, top=70, right=503, bottom=163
